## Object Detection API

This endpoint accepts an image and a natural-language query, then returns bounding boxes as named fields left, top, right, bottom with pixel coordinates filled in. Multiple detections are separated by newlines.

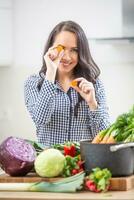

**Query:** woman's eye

left=71, top=48, right=78, bottom=53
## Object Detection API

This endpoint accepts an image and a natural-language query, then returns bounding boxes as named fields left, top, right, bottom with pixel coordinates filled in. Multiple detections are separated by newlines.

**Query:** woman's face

left=53, top=31, right=78, bottom=76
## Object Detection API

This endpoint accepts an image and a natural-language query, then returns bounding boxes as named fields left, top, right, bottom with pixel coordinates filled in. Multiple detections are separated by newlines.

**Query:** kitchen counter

left=0, top=190, right=134, bottom=200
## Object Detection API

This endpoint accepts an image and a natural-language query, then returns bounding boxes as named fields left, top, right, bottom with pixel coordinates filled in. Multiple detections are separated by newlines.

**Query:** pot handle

left=110, top=142, right=134, bottom=152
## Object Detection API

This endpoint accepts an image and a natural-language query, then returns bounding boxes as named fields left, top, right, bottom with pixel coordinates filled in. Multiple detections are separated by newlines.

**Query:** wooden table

left=0, top=190, right=134, bottom=200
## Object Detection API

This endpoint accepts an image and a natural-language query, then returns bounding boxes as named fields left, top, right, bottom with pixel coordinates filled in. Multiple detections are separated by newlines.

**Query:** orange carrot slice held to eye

left=70, top=80, right=78, bottom=87
left=56, top=45, right=64, bottom=53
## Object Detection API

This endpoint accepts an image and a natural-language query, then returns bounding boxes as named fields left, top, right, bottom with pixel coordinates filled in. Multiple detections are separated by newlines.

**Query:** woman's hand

left=44, top=46, right=64, bottom=83
left=71, top=77, right=98, bottom=110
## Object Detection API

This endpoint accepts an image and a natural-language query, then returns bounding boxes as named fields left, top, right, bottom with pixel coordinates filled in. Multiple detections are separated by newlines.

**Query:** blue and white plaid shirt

left=24, top=74, right=110, bottom=147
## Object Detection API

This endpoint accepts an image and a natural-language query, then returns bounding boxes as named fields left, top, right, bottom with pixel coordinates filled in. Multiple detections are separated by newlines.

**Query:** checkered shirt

left=24, top=74, right=110, bottom=147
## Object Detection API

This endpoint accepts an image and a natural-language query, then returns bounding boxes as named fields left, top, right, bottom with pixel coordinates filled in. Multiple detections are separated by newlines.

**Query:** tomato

left=64, top=144, right=76, bottom=157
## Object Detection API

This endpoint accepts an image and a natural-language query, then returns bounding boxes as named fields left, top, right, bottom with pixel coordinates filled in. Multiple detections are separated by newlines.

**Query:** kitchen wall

left=0, top=0, right=134, bottom=143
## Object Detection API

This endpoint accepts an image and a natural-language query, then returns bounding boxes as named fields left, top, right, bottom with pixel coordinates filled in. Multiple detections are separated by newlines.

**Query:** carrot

left=92, top=134, right=103, bottom=144
left=106, top=135, right=116, bottom=143
left=92, top=129, right=107, bottom=144
left=56, top=45, right=64, bottom=53
left=70, top=80, right=78, bottom=87
left=100, top=125, right=117, bottom=144
left=100, top=134, right=110, bottom=143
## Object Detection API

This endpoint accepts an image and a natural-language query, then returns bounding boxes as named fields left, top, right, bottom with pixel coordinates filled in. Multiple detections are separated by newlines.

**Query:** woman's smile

left=60, top=61, right=72, bottom=67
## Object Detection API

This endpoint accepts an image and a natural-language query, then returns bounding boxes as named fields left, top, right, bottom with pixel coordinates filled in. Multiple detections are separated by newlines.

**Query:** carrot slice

left=56, top=45, right=64, bottom=53
left=70, top=80, right=78, bottom=87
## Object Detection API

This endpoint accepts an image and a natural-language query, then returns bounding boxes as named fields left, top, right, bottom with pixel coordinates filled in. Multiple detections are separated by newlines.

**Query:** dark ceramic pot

left=80, top=140, right=134, bottom=177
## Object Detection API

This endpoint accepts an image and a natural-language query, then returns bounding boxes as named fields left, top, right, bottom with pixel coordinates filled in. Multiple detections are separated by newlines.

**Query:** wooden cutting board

left=110, top=175, right=134, bottom=191
left=0, top=172, right=61, bottom=183
left=0, top=172, right=134, bottom=191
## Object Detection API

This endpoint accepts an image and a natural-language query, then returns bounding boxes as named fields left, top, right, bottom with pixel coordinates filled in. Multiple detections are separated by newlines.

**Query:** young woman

left=24, top=20, right=110, bottom=147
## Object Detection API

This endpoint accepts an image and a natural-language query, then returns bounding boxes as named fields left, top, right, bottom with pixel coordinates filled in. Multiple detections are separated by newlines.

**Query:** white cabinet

left=0, top=0, right=12, bottom=67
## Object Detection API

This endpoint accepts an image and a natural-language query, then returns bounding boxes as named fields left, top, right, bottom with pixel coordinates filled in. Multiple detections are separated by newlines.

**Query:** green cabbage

left=34, top=148, right=65, bottom=177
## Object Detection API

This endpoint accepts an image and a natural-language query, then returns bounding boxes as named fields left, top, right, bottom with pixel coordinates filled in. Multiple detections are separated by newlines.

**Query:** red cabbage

left=0, top=136, right=36, bottom=176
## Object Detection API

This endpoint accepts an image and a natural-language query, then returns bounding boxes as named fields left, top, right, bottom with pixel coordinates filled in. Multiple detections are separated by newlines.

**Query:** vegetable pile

left=0, top=136, right=113, bottom=193
left=92, top=105, right=134, bottom=143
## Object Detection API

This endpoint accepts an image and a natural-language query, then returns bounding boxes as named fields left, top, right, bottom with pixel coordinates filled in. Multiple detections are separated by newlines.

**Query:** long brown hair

left=38, top=21, right=100, bottom=115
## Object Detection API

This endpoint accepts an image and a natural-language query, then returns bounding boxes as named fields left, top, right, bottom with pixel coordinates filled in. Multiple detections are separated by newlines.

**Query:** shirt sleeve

left=24, top=74, right=57, bottom=125
left=88, top=78, right=111, bottom=138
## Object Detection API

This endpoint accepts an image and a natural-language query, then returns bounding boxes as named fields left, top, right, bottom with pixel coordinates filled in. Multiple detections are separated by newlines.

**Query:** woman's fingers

left=44, top=52, right=53, bottom=67
left=76, top=78, right=94, bottom=91
left=71, top=77, right=94, bottom=94
left=81, top=82, right=94, bottom=92
left=44, top=47, right=64, bottom=71
left=83, top=85, right=91, bottom=93
left=48, top=48, right=58, bottom=61
left=47, top=45, right=64, bottom=61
